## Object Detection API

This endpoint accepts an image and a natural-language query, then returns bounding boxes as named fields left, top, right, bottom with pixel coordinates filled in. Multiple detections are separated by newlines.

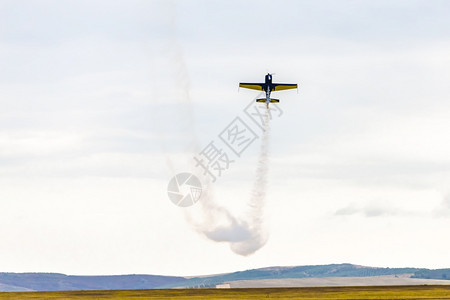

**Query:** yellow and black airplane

left=239, top=73, right=298, bottom=108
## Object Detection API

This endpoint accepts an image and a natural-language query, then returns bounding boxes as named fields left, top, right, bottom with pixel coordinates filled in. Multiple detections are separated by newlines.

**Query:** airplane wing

left=272, top=83, right=298, bottom=91
left=239, top=83, right=265, bottom=91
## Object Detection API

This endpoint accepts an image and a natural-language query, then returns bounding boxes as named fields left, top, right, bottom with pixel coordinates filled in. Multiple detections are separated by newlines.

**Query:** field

left=1, top=285, right=450, bottom=299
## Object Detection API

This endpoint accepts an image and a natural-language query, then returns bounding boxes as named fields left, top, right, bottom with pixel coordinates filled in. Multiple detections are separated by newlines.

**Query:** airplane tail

left=256, top=98, right=279, bottom=103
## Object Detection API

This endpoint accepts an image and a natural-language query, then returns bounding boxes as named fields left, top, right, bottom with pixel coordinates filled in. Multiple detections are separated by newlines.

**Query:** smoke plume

left=190, top=109, right=271, bottom=256
left=162, top=1, right=271, bottom=256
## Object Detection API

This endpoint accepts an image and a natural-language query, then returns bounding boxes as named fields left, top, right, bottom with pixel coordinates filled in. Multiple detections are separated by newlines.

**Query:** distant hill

left=1, top=264, right=449, bottom=291
left=412, top=269, right=450, bottom=280
left=0, top=273, right=186, bottom=292
left=165, top=263, right=423, bottom=288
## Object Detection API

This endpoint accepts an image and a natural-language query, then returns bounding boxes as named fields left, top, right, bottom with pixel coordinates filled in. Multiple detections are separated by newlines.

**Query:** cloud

left=363, top=205, right=397, bottom=218
left=335, top=203, right=359, bottom=216
left=433, top=194, right=450, bottom=217
left=2, top=0, right=450, bottom=275
left=0, top=0, right=166, bottom=45
left=334, top=201, right=404, bottom=218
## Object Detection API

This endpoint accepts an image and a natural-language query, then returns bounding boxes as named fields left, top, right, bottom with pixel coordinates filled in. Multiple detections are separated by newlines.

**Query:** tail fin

left=256, top=98, right=280, bottom=103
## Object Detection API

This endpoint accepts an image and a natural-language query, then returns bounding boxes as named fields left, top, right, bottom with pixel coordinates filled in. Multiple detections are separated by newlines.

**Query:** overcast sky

left=1, top=0, right=450, bottom=276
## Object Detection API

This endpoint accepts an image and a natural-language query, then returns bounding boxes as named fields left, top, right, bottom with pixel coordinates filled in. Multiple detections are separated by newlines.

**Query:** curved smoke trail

left=192, top=108, right=271, bottom=256
left=161, top=1, right=271, bottom=256
left=229, top=108, right=271, bottom=255
left=156, top=0, right=199, bottom=174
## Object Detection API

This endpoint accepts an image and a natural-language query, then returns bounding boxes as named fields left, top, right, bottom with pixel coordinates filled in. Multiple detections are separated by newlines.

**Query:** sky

left=1, top=0, right=450, bottom=276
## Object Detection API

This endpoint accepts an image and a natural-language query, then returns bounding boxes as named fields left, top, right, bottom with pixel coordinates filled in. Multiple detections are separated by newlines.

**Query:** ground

left=1, top=285, right=450, bottom=299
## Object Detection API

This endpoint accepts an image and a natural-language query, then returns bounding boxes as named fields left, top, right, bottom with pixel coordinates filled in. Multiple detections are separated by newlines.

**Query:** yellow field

left=1, top=285, right=449, bottom=299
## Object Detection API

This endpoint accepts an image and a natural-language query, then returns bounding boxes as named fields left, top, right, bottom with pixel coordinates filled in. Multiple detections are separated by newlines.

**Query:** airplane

left=239, top=73, right=298, bottom=108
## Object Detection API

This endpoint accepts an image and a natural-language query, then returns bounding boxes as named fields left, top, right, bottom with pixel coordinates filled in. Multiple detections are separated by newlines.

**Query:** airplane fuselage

left=264, top=74, right=272, bottom=106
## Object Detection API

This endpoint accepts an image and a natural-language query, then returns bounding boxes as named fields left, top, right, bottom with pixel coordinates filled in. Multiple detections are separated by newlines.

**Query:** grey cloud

left=363, top=206, right=396, bottom=218
left=335, top=202, right=402, bottom=218
left=174, top=0, right=450, bottom=44
left=335, top=203, right=359, bottom=216
left=433, top=194, right=450, bottom=217
left=0, top=0, right=165, bottom=45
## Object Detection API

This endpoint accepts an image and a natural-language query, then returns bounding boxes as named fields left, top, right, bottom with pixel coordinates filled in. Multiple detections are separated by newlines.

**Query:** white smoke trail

left=166, top=0, right=200, bottom=154
left=190, top=108, right=271, bottom=256
left=155, top=0, right=199, bottom=175
left=233, top=107, right=271, bottom=254
left=160, top=1, right=271, bottom=256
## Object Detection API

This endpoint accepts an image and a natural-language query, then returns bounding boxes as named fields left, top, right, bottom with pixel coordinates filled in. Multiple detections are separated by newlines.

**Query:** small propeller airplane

left=239, top=73, right=298, bottom=108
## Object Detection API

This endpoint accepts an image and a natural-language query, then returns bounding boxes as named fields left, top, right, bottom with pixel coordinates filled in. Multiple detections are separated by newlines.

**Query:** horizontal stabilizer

left=256, top=98, right=279, bottom=103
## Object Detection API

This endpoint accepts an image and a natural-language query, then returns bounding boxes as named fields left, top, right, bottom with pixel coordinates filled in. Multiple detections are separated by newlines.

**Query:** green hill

left=2, top=264, right=449, bottom=291
left=412, top=269, right=450, bottom=280
left=162, top=263, right=423, bottom=288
